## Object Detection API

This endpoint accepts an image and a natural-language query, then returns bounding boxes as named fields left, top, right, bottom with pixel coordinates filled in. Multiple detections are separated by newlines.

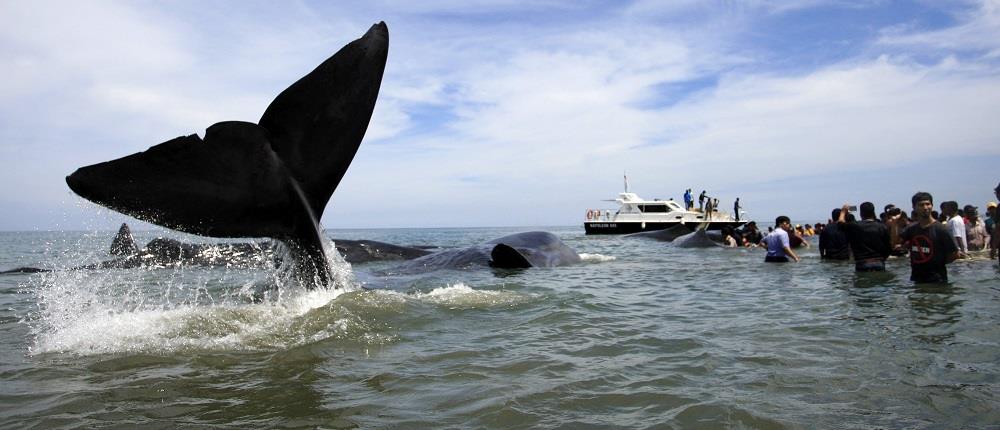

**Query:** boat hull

left=584, top=221, right=746, bottom=235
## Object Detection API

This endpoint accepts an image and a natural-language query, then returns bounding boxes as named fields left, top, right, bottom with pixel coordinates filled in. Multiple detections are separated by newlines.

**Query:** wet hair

left=911, top=191, right=933, bottom=207
left=831, top=208, right=842, bottom=220
left=775, top=215, right=790, bottom=226
left=860, top=202, right=876, bottom=220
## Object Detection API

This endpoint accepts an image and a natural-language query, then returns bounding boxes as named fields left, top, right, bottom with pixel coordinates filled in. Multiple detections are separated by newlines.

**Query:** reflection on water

left=908, top=283, right=963, bottom=345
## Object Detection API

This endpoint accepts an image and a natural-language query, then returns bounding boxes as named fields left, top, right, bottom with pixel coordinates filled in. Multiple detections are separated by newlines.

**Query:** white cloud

left=2, top=1, right=999, bottom=230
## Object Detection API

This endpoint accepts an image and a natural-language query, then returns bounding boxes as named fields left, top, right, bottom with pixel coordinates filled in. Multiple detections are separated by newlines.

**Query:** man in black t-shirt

left=898, top=192, right=959, bottom=283
left=819, top=208, right=850, bottom=260
left=838, top=202, right=890, bottom=271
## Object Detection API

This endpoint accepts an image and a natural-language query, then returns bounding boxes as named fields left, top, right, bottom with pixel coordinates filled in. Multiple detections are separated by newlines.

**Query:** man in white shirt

left=760, top=215, right=800, bottom=263
left=941, top=201, right=968, bottom=257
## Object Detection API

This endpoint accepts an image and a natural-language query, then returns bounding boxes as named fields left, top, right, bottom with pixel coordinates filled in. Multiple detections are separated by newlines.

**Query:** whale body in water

left=0, top=222, right=433, bottom=274
left=625, top=224, right=695, bottom=242
left=387, top=231, right=582, bottom=274
left=63, top=23, right=390, bottom=288
left=672, top=226, right=725, bottom=248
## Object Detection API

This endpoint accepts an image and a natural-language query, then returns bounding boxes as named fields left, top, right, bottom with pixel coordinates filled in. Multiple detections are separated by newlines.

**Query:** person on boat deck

left=838, top=202, right=891, bottom=272
left=684, top=189, right=693, bottom=211
left=898, top=191, right=959, bottom=283
left=734, top=198, right=741, bottom=222
left=698, top=190, right=707, bottom=211
left=761, top=216, right=800, bottom=262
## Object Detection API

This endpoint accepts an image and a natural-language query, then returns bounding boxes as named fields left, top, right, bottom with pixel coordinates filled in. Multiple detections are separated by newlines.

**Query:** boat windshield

left=638, top=204, right=671, bottom=213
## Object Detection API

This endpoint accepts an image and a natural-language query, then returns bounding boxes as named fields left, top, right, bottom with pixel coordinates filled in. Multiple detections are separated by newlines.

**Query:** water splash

left=25, top=229, right=365, bottom=356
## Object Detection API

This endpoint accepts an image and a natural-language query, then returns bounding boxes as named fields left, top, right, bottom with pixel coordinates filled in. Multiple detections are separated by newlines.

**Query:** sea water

left=1, top=227, right=998, bottom=428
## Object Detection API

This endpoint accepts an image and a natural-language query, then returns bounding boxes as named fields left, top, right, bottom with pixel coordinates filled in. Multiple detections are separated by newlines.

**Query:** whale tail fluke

left=64, top=23, right=390, bottom=288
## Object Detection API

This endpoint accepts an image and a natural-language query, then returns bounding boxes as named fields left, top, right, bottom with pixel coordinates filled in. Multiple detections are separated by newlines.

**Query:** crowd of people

left=753, top=182, right=1000, bottom=284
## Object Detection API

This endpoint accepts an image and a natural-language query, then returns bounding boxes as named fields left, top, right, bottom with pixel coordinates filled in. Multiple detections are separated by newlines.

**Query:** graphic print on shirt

left=909, top=234, right=934, bottom=264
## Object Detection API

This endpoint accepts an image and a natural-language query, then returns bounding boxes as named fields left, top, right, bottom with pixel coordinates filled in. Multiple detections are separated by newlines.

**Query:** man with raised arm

left=838, top=202, right=891, bottom=271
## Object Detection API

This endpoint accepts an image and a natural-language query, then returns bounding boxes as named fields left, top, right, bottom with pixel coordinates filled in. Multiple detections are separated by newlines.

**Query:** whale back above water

left=389, top=231, right=582, bottom=273
left=64, top=23, right=390, bottom=287
left=625, top=224, right=694, bottom=242
left=487, top=231, right=582, bottom=268
left=673, top=224, right=724, bottom=248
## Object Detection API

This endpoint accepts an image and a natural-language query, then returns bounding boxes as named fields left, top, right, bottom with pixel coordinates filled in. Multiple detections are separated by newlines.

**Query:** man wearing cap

left=965, top=205, right=988, bottom=251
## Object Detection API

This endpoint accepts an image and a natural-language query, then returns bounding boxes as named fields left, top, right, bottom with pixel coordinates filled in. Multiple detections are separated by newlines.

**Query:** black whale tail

left=65, top=22, right=389, bottom=288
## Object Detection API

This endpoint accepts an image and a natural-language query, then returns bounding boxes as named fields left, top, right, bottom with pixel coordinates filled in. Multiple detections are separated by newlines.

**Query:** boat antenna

left=623, top=171, right=629, bottom=193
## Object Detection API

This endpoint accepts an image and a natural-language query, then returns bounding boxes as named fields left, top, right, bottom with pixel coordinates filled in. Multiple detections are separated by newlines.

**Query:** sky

left=1, top=0, right=999, bottom=231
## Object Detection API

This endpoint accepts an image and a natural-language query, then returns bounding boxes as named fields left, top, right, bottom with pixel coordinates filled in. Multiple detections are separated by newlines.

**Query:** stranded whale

left=0, top=222, right=433, bottom=274
left=625, top=224, right=695, bottom=242
left=672, top=224, right=725, bottom=248
left=64, top=23, right=389, bottom=288
left=387, top=231, right=582, bottom=274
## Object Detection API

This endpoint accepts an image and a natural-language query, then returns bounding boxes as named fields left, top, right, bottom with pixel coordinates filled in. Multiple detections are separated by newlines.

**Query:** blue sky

left=1, top=0, right=999, bottom=231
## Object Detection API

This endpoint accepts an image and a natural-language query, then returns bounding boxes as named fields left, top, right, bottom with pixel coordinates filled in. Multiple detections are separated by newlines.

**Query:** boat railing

left=586, top=208, right=742, bottom=223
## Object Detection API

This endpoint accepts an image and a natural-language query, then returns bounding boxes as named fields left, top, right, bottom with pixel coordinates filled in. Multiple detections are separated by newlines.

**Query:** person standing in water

left=898, top=192, right=959, bottom=283
left=761, top=215, right=800, bottom=263
left=941, top=201, right=968, bottom=258
left=991, top=183, right=1000, bottom=264
left=820, top=208, right=851, bottom=260
left=838, top=202, right=891, bottom=271
left=965, top=205, right=988, bottom=251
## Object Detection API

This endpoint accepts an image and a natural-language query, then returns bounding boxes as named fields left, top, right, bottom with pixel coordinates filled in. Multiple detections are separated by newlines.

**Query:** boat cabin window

left=638, top=204, right=670, bottom=213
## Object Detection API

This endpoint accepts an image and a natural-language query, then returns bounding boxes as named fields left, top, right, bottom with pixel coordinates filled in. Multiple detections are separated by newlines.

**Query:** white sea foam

left=27, top=233, right=366, bottom=356
left=580, top=253, right=617, bottom=263
left=410, top=283, right=539, bottom=309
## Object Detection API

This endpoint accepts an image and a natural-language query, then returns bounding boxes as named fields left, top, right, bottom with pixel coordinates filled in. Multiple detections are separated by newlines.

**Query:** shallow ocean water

left=1, top=226, right=998, bottom=428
